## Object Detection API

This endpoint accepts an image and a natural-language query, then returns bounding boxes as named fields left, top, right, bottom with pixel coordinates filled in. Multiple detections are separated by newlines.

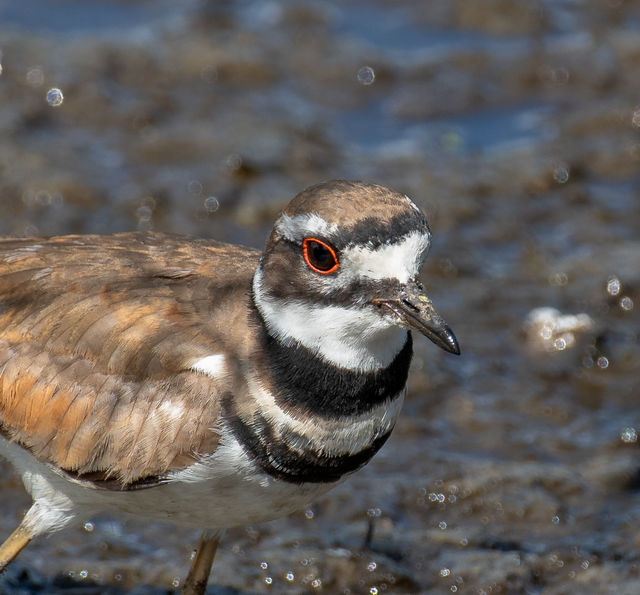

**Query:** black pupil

left=309, top=241, right=334, bottom=270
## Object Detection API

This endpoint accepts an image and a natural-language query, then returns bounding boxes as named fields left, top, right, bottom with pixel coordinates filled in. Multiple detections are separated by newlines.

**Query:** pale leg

left=182, top=529, right=223, bottom=595
left=0, top=519, right=33, bottom=572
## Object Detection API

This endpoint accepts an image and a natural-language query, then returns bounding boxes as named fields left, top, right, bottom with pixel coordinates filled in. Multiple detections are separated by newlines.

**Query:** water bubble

left=440, top=568, right=451, bottom=577
left=553, top=165, right=570, bottom=184
left=525, top=307, right=593, bottom=352
left=370, top=588, right=379, bottom=595
left=265, top=576, right=273, bottom=585
left=552, top=515, right=560, bottom=524
left=596, top=356, right=609, bottom=369
left=311, top=578, right=322, bottom=588
left=606, top=276, right=621, bottom=296
left=357, top=66, right=375, bottom=85
left=438, top=521, right=447, bottom=530
left=204, top=196, right=220, bottom=213
left=620, top=427, right=637, bottom=443
left=26, top=67, right=44, bottom=87
left=367, top=562, right=377, bottom=572
left=620, top=296, right=633, bottom=311
left=172, top=578, right=180, bottom=588
left=553, top=337, right=567, bottom=351
left=225, top=153, right=243, bottom=170
left=305, top=509, right=314, bottom=519
left=285, top=572, right=294, bottom=581
left=581, top=560, right=590, bottom=569
left=260, top=561, right=268, bottom=570
left=367, top=507, right=382, bottom=518
left=83, top=522, right=94, bottom=532
left=32, top=190, right=52, bottom=206
left=451, top=587, right=458, bottom=593
left=549, top=272, right=568, bottom=286
left=136, top=205, right=153, bottom=222
left=79, top=570, right=88, bottom=579
left=550, top=66, right=570, bottom=85
left=46, top=87, right=64, bottom=107
left=188, top=180, right=203, bottom=196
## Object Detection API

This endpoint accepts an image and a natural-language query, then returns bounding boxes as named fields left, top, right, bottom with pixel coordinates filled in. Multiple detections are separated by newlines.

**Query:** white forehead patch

left=275, top=213, right=338, bottom=243
left=341, top=230, right=430, bottom=284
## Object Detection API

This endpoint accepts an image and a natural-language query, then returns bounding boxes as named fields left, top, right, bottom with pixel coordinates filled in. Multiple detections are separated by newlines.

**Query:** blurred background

left=0, top=0, right=639, bottom=593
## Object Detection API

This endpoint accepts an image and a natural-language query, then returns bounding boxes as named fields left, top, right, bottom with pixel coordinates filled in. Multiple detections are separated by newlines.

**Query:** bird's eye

left=302, top=238, right=339, bottom=274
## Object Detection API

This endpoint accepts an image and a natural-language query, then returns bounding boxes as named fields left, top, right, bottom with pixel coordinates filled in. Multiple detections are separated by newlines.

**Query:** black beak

left=373, top=282, right=460, bottom=355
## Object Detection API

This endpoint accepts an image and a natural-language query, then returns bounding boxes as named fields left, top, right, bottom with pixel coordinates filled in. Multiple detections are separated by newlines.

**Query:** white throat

left=252, top=267, right=408, bottom=372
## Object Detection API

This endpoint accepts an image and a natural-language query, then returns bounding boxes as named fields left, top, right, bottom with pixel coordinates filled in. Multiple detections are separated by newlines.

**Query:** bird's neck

left=251, top=266, right=409, bottom=373
left=250, top=268, right=413, bottom=418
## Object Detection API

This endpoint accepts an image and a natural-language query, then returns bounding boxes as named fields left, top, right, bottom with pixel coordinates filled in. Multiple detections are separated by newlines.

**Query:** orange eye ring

left=302, top=238, right=340, bottom=274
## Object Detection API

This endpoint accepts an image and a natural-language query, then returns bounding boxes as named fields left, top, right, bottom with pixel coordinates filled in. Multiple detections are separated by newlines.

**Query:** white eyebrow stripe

left=274, top=213, right=339, bottom=243
left=340, top=230, right=430, bottom=284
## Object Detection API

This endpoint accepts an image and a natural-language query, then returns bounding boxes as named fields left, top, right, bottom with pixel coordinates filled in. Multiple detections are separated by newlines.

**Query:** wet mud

left=1, top=1, right=639, bottom=593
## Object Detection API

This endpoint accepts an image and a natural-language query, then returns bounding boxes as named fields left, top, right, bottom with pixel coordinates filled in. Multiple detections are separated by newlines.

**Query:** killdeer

left=0, top=180, right=459, bottom=593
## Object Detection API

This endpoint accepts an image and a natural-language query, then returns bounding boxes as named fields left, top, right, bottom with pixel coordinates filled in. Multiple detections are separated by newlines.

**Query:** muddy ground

left=0, top=1, right=639, bottom=593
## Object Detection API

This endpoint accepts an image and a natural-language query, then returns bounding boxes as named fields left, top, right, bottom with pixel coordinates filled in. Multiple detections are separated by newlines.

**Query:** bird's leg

left=0, top=519, right=33, bottom=573
left=182, top=529, right=223, bottom=595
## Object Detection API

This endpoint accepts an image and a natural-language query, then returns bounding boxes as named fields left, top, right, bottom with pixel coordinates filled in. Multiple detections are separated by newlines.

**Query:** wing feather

left=0, top=232, right=259, bottom=485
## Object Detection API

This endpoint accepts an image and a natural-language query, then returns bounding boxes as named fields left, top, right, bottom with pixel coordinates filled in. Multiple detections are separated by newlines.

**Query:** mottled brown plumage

left=0, top=232, right=259, bottom=483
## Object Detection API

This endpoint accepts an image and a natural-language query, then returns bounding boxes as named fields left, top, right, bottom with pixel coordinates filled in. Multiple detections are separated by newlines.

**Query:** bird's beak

left=373, top=281, right=460, bottom=355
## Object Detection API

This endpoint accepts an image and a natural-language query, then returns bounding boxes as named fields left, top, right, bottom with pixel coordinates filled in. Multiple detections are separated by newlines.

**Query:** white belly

left=0, top=433, right=340, bottom=535
left=82, top=436, right=341, bottom=528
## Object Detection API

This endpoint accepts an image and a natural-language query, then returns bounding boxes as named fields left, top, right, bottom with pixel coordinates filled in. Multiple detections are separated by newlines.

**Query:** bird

left=0, top=179, right=459, bottom=593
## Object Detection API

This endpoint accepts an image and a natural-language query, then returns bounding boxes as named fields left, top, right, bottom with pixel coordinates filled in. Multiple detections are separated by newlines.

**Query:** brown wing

left=0, top=232, right=260, bottom=485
